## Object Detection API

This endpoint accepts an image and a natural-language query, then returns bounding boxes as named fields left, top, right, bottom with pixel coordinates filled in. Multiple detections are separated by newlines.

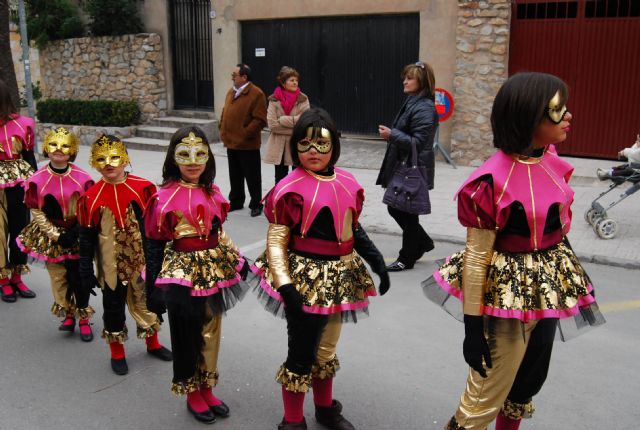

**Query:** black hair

left=289, top=108, right=341, bottom=168
left=236, top=63, right=252, bottom=81
left=161, top=126, right=216, bottom=193
left=491, top=72, right=568, bottom=154
left=0, top=79, right=17, bottom=124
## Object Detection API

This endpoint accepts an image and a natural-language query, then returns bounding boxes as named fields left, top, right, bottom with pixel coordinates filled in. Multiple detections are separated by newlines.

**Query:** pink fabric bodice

left=267, top=167, right=364, bottom=240
left=457, top=147, right=574, bottom=251
left=0, top=115, right=35, bottom=160
left=145, top=181, right=229, bottom=240
left=24, top=164, right=94, bottom=216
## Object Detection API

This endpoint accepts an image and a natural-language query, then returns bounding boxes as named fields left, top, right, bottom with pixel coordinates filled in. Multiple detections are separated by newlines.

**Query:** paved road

left=1, top=216, right=637, bottom=429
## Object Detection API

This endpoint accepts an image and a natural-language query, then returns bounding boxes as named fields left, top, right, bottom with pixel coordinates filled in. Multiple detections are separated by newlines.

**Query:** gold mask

left=296, top=127, right=333, bottom=154
left=174, top=132, right=210, bottom=166
left=90, top=135, right=130, bottom=169
left=43, top=127, right=79, bottom=157
left=546, top=91, right=568, bottom=124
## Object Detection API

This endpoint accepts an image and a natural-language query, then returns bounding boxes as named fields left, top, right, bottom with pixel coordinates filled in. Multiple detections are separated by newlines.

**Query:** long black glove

left=279, top=283, right=304, bottom=318
left=144, top=238, right=167, bottom=317
left=353, top=225, right=390, bottom=295
left=57, top=224, right=79, bottom=249
left=21, top=149, right=38, bottom=172
left=78, top=226, right=99, bottom=305
left=463, top=315, right=492, bottom=378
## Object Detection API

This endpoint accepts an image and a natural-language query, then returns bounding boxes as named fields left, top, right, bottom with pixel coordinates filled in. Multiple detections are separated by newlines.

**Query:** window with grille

left=516, top=2, right=579, bottom=19
left=585, top=0, right=640, bottom=17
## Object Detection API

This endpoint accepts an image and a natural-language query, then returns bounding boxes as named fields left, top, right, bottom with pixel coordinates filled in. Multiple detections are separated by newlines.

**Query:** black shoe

left=386, top=260, right=412, bottom=272
left=229, top=205, right=244, bottom=212
left=13, top=284, right=36, bottom=298
left=278, top=417, right=307, bottom=430
left=58, top=317, right=76, bottom=332
left=250, top=206, right=263, bottom=217
left=111, top=357, right=128, bottom=375
left=1, top=285, right=16, bottom=303
left=187, top=403, right=216, bottom=424
left=315, top=400, right=355, bottom=430
left=147, top=346, right=173, bottom=361
left=210, top=401, right=230, bottom=417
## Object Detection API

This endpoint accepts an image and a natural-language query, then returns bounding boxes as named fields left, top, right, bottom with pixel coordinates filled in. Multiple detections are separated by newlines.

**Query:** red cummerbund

left=52, top=218, right=76, bottom=229
left=173, top=235, right=219, bottom=252
left=289, top=236, right=354, bottom=257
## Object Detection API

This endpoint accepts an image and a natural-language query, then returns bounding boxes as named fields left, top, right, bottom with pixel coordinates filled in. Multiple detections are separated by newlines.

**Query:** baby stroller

left=585, top=162, right=640, bottom=239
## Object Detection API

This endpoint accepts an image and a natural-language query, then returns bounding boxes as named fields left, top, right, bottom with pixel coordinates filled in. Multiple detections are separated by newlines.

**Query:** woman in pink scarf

left=265, top=66, right=310, bottom=184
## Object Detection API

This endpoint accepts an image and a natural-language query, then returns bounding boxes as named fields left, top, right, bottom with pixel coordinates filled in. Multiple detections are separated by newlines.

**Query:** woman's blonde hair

left=402, top=62, right=435, bottom=100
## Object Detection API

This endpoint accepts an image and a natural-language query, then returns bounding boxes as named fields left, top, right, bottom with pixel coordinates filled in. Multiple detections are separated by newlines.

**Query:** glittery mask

left=43, top=127, right=79, bottom=157
left=90, top=135, right=130, bottom=169
left=296, top=127, right=333, bottom=154
left=174, top=132, right=210, bottom=166
left=546, top=91, right=568, bottom=124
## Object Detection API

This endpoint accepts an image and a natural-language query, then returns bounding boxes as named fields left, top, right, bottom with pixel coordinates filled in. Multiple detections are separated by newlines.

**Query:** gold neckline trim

left=513, top=152, right=544, bottom=165
left=178, top=179, right=202, bottom=188
left=304, top=168, right=336, bottom=181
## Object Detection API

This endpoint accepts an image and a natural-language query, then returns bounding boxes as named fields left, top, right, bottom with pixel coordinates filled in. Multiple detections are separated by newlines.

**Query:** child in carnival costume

left=0, top=79, right=37, bottom=302
left=77, top=134, right=172, bottom=375
left=422, top=72, right=605, bottom=430
left=251, top=108, right=391, bottom=430
left=17, top=127, right=95, bottom=340
left=143, top=126, right=250, bottom=425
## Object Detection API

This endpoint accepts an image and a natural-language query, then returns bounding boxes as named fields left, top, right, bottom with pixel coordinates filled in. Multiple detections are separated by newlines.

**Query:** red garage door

left=510, top=0, right=640, bottom=159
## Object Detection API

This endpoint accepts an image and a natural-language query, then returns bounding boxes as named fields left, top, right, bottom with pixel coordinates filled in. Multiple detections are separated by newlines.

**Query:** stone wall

left=39, top=33, right=167, bottom=123
left=451, top=0, right=511, bottom=166
left=10, top=23, right=43, bottom=101
left=36, top=124, right=136, bottom=148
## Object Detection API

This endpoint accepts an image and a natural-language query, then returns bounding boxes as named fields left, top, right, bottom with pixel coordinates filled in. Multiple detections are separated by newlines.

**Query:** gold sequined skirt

left=424, top=240, right=599, bottom=323
left=251, top=250, right=377, bottom=322
left=17, top=221, right=79, bottom=262
left=0, top=159, right=33, bottom=187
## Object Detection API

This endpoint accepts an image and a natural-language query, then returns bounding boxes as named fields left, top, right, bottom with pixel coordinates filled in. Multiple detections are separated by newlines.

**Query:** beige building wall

left=142, top=0, right=174, bottom=113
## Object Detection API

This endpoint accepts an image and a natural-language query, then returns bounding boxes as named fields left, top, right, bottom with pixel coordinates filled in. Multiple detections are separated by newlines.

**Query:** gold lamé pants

left=452, top=317, right=555, bottom=430
left=101, top=278, right=161, bottom=343
left=46, top=262, right=76, bottom=316
left=167, top=295, right=223, bottom=393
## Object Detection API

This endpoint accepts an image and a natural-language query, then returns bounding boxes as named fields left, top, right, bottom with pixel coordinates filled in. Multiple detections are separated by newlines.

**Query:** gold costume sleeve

left=266, top=223, right=293, bottom=289
left=218, top=228, right=239, bottom=253
left=462, top=227, right=496, bottom=316
left=31, top=209, right=61, bottom=241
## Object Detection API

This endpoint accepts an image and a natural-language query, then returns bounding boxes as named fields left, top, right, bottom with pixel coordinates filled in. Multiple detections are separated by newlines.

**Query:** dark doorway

left=510, top=0, right=640, bottom=159
left=170, top=0, right=214, bottom=109
left=241, top=14, right=419, bottom=135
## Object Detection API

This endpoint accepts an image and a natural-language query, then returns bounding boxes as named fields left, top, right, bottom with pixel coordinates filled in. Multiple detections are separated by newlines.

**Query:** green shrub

left=26, top=0, right=85, bottom=49
left=37, top=99, right=140, bottom=127
left=85, top=0, right=144, bottom=37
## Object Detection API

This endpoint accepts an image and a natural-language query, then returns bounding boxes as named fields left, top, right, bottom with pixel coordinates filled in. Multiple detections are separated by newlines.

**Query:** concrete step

left=149, top=116, right=219, bottom=143
left=122, top=136, right=169, bottom=152
left=136, top=125, right=178, bottom=140
left=167, top=109, right=215, bottom=120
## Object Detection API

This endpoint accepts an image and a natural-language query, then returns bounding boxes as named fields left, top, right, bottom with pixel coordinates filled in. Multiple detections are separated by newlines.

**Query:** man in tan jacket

left=219, top=63, right=267, bottom=217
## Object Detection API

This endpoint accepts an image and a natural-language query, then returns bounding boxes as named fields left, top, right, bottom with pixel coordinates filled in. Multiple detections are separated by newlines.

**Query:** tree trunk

left=0, top=1, right=20, bottom=107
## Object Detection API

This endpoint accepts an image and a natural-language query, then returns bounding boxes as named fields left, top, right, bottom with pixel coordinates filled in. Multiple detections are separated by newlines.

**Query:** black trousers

left=274, top=163, right=290, bottom=184
left=3, top=185, right=29, bottom=268
left=506, top=318, right=556, bottom=404
left=102, top=281, right=128, bottom=333
left=387, top=205, right=433, bottom=266
left=227, top=148, right=262, bottom=209
left=285, top=311, right=329, bottom=375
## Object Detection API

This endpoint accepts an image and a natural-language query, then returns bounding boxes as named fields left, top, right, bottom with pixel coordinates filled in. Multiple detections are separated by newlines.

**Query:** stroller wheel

left=584, top=208, right=597, bottom=225
left=594, top=218, right=618, bottom=239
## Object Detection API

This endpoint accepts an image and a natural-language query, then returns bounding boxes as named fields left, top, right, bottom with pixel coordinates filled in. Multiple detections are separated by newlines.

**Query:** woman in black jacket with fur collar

left=377, top=62, right=438, bottom=271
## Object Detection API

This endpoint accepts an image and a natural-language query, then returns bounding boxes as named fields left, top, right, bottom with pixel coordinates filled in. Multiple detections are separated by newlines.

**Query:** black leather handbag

left=382, top=140, right=431, bottom=215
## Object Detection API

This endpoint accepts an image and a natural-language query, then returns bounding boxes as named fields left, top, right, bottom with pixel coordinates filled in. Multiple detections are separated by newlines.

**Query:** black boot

left=110, top=358, right=128, bottom=375
left=278, top=417, right=307, bottom=430
left=315, top=400, right=355, bottom=430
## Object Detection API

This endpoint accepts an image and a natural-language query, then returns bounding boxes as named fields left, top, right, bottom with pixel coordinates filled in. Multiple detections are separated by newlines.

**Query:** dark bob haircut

left=0, top=79, right=17, bottom=124
left=289, top=108, right=341, bottom=168
left=161, top=126, right=216, bottom=193
left=491, top=72, right=568, bottom=155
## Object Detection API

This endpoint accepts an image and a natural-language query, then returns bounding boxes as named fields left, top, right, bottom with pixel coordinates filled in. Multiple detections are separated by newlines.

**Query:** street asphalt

left=1, top=144, right=637, bottom=429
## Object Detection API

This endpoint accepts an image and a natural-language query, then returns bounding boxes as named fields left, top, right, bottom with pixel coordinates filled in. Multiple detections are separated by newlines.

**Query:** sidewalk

left=72, top=135, right=640, bottom=269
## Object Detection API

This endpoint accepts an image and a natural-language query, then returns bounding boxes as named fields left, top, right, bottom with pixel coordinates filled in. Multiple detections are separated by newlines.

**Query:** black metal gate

left=241, top=14, right=419, bottom=135
left=170, top=0, right=214, bottom=109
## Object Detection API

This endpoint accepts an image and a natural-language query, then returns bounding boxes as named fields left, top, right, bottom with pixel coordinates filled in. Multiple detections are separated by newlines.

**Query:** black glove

left=239, top=260, right=250, bottom=281
left=278, top=283, right=304, bottom=318
left=463, top=315, right=492, bottom=378
left=57, top=226, right=79, bottom=249
left=78, top=226, right=99, bottom=301
left=144, top=238, right=167, bottom=317
left=353, top=225, right=391, bottom=295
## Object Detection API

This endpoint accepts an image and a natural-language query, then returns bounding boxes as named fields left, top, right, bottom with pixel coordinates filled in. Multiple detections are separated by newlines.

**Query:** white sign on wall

left=255, top=48, right=266, bottom=57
